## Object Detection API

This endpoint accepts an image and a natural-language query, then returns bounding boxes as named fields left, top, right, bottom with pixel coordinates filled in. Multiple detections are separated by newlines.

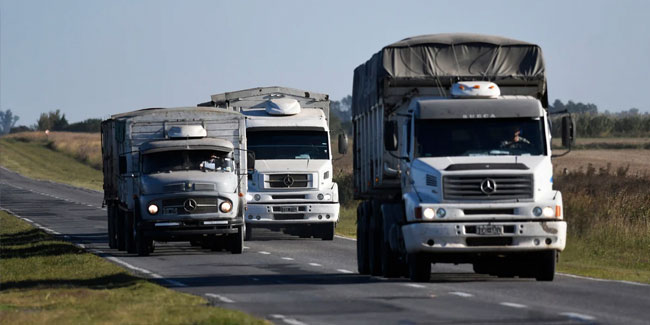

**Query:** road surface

left=1, top=167, right=648, bottom=325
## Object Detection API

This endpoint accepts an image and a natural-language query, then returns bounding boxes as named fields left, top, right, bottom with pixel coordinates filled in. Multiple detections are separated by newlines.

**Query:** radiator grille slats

left=443, top=175, right=533, bottom=200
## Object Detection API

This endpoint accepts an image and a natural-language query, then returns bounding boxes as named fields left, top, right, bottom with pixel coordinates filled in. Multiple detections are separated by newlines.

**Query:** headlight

left=317, top=193, right=324, bottom=200
left=436, top=208, right=446, bottom=218
left=254, top=194, right=261, bottom=201
left=245, top=194, right=253, bottom=201
left=533, top=207, right=543, bottom=217
left=422, top=208, right=435, bottom=219
left=148, top=204, right=159, bottom=215
left=542, top=207, right=554, bottom=218
left=219, top=201, right=233, bottom=213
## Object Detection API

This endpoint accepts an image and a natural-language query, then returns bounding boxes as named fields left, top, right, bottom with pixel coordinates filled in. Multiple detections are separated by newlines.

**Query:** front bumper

left=402, top=220, right=566, bottom=254
left=140, top=217, right=243, bottom=240
left=245, top=202, right=340, bottom=225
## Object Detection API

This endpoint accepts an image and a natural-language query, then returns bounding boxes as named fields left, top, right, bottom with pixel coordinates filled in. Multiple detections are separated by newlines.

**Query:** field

left=0, top=211, right=266, bottom=325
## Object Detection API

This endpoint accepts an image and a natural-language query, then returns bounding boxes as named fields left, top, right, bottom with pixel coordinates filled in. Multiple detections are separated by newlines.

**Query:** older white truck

left=101, top=106, right=249, bottom=255
left=353, top=34, right=575, bottom=281
left=200, top=87, right=344, bottom=240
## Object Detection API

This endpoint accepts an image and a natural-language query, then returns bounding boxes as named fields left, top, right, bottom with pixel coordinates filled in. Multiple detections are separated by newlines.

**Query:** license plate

left=163, top=207, right=177, bottom=215
left=281, top=206, right=298, bottom=213
left=477, top=225, right=503, bottom=235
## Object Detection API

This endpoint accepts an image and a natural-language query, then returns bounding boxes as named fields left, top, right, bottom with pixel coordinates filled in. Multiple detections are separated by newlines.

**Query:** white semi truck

left=200, top=87, right=345, bottom=240
left=101, top=106, right=249, bottom=256
left=352, top=34, right=575, bottom=282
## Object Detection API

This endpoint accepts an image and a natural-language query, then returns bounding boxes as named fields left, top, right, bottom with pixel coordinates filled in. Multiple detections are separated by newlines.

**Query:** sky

left=2, top=0, right=649, bottom=125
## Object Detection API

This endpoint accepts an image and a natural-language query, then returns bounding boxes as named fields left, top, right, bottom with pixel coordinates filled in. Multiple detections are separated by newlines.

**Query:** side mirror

left=338, top=133, right=348, bottom=155
left=247, top=151, right=256, bottom=170
left=384, top=121, right=398, bottom=151
left=561, top=116, right=576, bottom=148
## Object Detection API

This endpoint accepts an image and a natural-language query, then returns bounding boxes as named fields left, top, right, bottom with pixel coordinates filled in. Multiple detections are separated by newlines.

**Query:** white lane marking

left=22, top=217, right=34, bottom=223
left=308, top=263, right=322, bottom=267
left=558, top=272, right=650, bottom=287
left=560, top=312, right=596, bottom=321
left=449, top=291, right=474, bottom=297
left=205, top=293, right=235, bottom=303
left=337, top=269, right=354, bottom=274
left=500, top=302, right=527, bottom=309
left=104, top=255, right=173, bottom=286
left=281, top=257, right=294, bottom=261
left=76, top=243, right=86, bottom=249
left=335, top=234, right=356, bottom=241
left=404, top=283, right=426, bottom=289
left=259, top=251, right=271, bottom=255
left=270, top=314, right=308, bottom=325
left=164, top=279, right=187, bottom=287
left=243, top=246, right=250, bottom=249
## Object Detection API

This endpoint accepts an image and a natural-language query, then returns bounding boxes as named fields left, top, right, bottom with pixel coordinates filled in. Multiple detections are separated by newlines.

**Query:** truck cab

left=200, top=87, right=341, bottom=240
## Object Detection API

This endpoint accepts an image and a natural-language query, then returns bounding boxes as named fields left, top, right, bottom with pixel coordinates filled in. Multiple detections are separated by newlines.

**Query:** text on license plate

left=477, top=225, right=503, bottom=235
left=281, top=206, right=298, bottom=213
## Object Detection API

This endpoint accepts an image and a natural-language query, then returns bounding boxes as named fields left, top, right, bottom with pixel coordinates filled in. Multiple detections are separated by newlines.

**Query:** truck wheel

left=535, top=250, right=556, bottom=281
left=107, top=206, right=117, bottom=249
left=245, top=224, right=253, bottom=241
left=117, top=209, right=126, bottom=251
left=357, top=203, right=370, bottom=275
left=368, top=207, right=383, bottom=276
left=135, top=230, right=152, bottom=256
left=381, top=238, right=402, bottom=278
left=320, top=222, right=335, bottom=241
left=408, top=253, right=431, bottom=282
left=228, top=226, right=244, bottom=254
left=472, top=261, right=490, bottom=275
left=124, top=212, right=136, bottom=254
left=210, top=235, right=226, bottom=252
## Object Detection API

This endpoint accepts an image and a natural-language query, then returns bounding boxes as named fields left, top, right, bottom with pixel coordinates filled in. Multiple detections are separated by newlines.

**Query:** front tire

left=124, top=211, right=136, bottom=254
left=244, top=224, right=253, bottom=241
left=535, top=250, right=556, bottom=281
left=228, top=226, right=244, bottom=254
left=408, top=253, right=431, bottom=282
left=319, top=222, right=335, bottom=241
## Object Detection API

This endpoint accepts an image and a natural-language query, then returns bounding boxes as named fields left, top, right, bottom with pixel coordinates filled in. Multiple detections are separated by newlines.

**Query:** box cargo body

left=352, top=34, right=571, bottom=282
left=101, top=107, right=248, bottom=255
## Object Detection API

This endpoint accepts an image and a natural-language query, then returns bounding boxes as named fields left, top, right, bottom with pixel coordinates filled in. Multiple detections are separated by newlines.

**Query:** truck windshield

left=142, top=150, right=234, bottom=174
left=414, top=118, right=546, bottom=157
left=248, top=130, right=329, bottom=160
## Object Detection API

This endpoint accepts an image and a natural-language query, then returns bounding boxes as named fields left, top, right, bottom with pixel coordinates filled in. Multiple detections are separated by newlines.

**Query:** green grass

left=0, top=137, right=103, bottom=191
left=0, top=211, right=267, bottom=325
left=336, top=204, right=357, bottom=238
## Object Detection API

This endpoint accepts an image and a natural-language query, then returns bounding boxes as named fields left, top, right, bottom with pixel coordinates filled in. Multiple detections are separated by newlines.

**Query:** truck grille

left=443, top=175, right=533, bottom=200
left=162, top=197, right=218, bottom=214
left=266, top=174, right=310, bottom=188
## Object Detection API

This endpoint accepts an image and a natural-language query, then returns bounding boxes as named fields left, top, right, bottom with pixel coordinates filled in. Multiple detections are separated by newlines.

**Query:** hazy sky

left=2, top=0, right=649, bottom=125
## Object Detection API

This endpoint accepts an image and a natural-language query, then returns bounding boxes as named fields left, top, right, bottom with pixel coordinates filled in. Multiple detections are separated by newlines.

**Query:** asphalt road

left=1, top=167, right=648, bottom=325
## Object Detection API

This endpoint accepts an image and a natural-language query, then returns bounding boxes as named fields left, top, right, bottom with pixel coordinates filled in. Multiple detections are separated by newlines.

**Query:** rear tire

left=368, top=206, right=383, bottom=276
left=356, top=202, right=370, bottom=275
left=535, top=250, right=556, bottom=281
left=135, top=229, right=152, bottom=256
left=228, top=226, right=244, bottom=254
left=408, top=253, right=431, bottom=282
left=117, top=209, right=126, bottom=251
left=107, top=206, right=117, bottom=249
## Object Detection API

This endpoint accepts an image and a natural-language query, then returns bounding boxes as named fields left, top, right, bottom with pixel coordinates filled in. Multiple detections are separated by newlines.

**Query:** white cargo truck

left=353, top=34, right=575, bottom=281
left=101, top=106, right=250, bottom=256
left=200, top=87, right=345, bottom=240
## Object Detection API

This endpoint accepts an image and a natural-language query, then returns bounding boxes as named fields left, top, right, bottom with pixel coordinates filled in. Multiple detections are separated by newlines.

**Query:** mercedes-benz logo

left=480, top=178, right=497, bottom=195
left=183, top=199, right=197, bottom=212
left=283, top=175, right=295, bottom=187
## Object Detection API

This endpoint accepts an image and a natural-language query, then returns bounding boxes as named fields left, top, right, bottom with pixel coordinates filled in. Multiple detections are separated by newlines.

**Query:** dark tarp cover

left=352, top=34, right=547, bottom=115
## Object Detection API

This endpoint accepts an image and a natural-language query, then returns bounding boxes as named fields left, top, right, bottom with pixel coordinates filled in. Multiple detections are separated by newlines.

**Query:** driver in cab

left=501, top=128, right=530, bottom=148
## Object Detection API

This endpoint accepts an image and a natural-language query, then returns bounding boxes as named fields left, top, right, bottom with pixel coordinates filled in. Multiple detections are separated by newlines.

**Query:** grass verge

left=0, top=210, right=267, bottom=325
left=0, top=137, right=103, bottom=191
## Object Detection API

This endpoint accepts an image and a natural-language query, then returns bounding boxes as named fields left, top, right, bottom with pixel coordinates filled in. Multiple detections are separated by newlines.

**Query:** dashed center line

left=270, top=314, right=308, bottom=325
left=259, top=251, right=271, bottom=255
left=337, top=269, right=354, bottom=274
left=206, top=293, right=235, bottom=303
left=404, top=283, right=426, bottom=289
left=308, top=262, right=322, bottom=267
left=500, top=302, right=527, bottom=309
left=560, top=312, right=596, bottom=321
left=281, top=257, right=294, bottom=261
left=449, top=291, right=474, bottom=297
